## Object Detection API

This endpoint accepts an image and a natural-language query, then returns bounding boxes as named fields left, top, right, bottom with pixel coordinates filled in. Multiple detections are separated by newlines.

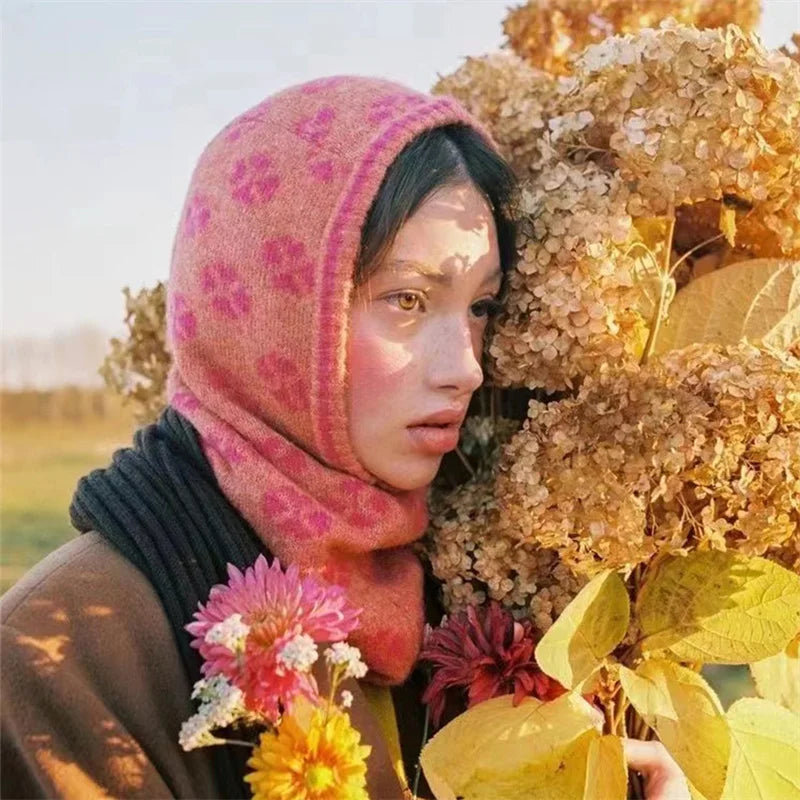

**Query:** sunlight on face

left=346, top=182, right=503, bottom=491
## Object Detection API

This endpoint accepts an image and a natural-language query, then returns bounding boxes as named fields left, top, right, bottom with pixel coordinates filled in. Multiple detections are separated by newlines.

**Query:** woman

left=1, top=75, right=687, bottom=799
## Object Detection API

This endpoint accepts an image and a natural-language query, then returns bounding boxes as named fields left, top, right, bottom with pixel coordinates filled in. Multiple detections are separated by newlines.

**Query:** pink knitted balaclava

left=166, top=75, right=500, bottom=684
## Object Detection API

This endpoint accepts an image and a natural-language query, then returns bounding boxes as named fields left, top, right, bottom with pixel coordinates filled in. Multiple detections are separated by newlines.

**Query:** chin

left=378, top=457, right=441, bottom=492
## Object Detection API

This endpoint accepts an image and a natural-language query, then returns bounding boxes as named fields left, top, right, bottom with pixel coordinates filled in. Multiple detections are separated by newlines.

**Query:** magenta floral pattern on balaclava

left=166, top=75, right=501, bottom=684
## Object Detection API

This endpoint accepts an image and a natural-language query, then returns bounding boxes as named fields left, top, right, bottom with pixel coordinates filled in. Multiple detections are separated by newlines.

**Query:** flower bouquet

left=100, top=2, right=800, bottom=798
left=178, top=555, right=373, bottom=800
left=415, top=3, right=800, bottom=798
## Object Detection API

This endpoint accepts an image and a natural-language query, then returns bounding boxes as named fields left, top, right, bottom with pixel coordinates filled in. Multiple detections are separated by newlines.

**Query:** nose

left=426, top=314, right=484, bottom=395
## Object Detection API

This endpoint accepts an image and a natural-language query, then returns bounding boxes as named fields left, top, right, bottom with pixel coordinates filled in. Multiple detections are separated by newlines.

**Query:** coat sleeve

left=0, top=534, right=218, bottom=799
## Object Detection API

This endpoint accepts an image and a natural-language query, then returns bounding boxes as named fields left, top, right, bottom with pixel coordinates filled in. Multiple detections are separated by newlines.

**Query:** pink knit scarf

left=165, top=75, right=499, bottom=684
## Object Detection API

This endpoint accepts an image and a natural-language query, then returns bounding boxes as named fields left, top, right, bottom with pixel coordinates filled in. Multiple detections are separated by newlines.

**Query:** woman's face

left=347, top=182, right=503, bottom=491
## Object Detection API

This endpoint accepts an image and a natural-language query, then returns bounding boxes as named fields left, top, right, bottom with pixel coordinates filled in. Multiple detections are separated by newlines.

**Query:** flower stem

left=412, top=702, right=431, bottom=799
left=454, top=446, right=476, bottom=479
left=668, top=232, right=725, bottom=279
left=629, top=769, right=645, bottom=799
left=324, top=662, right=342, bottom=724
left=640, top=212, right=678, bottom=365
left=604, top=697, right=616, bottom=735
left=614, top=695, right=629, bottom=736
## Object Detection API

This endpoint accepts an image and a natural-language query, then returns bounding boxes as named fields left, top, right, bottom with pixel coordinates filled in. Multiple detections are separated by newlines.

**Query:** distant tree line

left=1, top=387, right=130, bottom=425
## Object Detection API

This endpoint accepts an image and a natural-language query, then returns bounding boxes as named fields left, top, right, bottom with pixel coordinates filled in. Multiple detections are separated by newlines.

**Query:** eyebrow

left=386, top=258, right=503, bottom=287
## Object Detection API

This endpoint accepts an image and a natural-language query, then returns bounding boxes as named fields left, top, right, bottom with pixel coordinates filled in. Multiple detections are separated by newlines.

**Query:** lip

left=407, top=424, right=461, bottom=455
left=406, top=407, right=465, bottom=455
left=408, top=407, right=467, bottom=427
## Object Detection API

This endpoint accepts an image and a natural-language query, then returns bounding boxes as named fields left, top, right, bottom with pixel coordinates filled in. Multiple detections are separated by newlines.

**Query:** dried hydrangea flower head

left=100, top=282, right=170, bottom=422
left=488, top=161, right=647, bottom=392
left=431, top=51, right=562, bottom=178
left=425, top=426, right=588, bottom=634
left=485, top=22, right=799, bottom=391
left=502, top=0, right=761, bottom=76
left=494, top=341, right=800, bottom=578
left=566, top=22, right=800, bottom=256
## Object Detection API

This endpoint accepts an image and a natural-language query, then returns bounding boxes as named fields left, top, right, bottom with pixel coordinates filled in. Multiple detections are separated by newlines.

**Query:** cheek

left=348, top=317, right=415, bottom=420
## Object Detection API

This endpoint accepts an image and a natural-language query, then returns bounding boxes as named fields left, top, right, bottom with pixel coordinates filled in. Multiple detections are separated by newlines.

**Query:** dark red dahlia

left=420, top=602, right=566, bottom=728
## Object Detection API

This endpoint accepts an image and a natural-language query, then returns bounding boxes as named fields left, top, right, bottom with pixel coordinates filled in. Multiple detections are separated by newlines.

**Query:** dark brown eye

left=471, top=298, right=503, bottom=318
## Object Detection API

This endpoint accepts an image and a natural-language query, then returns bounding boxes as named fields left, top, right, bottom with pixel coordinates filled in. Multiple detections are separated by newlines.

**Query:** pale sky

left=2, top=0, right=799, bottom=340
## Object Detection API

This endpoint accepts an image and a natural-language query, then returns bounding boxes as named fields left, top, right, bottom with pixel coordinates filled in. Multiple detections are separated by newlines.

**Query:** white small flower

left=324, top=641, right=368, bottom=680
left=204, top=682, right=247, bottom=729
left=340, top=690, right=354, bottom=709
left=191, top=677, right=212, bottom=702
left=185, top=673, right=248, bottom=739
left=205, top=613, right=250, bottom=652
left=179, top=711, right=223, bottom=751
left=191, top=674, right=233, bottom=703
left=277, top=633, right=319, bottom=672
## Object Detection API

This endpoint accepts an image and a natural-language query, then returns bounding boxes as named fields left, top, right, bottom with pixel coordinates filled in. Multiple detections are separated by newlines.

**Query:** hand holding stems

left=622, top=738, right=691, bottom=800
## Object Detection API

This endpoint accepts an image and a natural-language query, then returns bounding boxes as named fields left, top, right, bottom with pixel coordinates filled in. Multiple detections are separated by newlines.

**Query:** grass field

left=1, top=413, right=136, bottom=594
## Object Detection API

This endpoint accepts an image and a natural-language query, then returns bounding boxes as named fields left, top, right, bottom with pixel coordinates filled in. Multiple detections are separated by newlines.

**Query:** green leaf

left=637, top=550, right=800, bottom=663
left=620, top=659, right=730, bottom=800
left=420, top=693, right=603, bottom=800
left=721, top=697, right=800, bottom=800
left=750, top=633, right=800, bottom=714
left=535, top=569, right=630, bottom=688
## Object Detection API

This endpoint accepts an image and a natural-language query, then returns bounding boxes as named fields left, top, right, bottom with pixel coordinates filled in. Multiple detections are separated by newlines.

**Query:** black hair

left=355, top=123, right=519, bottom=284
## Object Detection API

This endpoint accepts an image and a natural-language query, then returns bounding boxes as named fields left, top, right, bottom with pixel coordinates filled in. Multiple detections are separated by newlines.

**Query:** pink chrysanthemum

left=420, top=602, right=565, bottom=727
left=186, top=554, right=360, bottom=722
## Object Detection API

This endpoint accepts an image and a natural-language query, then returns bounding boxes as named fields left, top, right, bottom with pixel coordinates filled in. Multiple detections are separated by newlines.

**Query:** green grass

left=1, top=415, right=136, bottom=594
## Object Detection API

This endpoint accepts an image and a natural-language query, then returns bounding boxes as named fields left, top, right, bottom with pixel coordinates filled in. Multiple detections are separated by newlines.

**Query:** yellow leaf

left=721, top=697, right=800, bottom=800
left=419, top=693, right=603, bottom=800
left=632, top=216, right=673, bottom=267
left=750, top=633, right=800, bottom=714
left=584, top=735, right=627, bottom=800
left=637, top=550, right=800, bottom=663
left=459, top=730, right=597, bottom=800
left=620, top=660, right=730, bottom=800
left=574, top=663, right=607, bottom=695
left=652, top=258, right=800, bottom=355
left=719, top=204, right=737, bottom=247
left=688, top=781, right=712, bottom=800
left=535, top=569, right=630, bottom=689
